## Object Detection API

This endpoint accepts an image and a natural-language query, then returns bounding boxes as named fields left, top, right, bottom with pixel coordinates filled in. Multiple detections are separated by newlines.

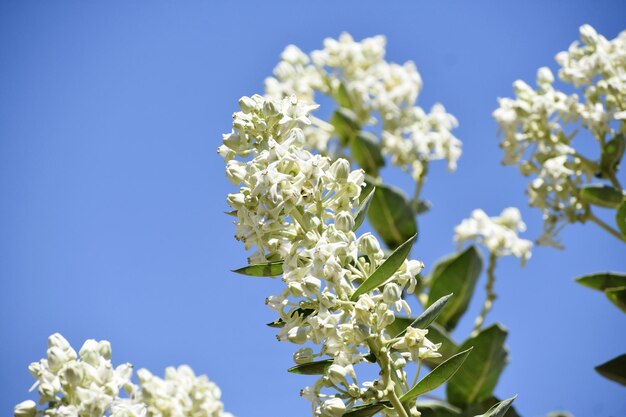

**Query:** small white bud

left=335, top=211, right=355, bottom=232
left=330, top=159, right=350, bottom=182
left=383, top=283, right=402, bottom=303
left=320, top=398, right=346, bottom=417
left=14, top=401, right=37, bottom=417
left=293, top=347, right=315, bottom=364
left=287, top=326, right=308, bottom=344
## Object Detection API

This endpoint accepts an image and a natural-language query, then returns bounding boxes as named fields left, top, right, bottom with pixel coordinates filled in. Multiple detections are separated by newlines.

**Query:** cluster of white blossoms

left=14, top=334, right=232, bottom=417
left=454, top=208, right=533, bottom=264
left=221, top=94, right=438, bottom=417
left=493, top=24, right=626, bottom=246
left=265, top=33, right=461, bottom=181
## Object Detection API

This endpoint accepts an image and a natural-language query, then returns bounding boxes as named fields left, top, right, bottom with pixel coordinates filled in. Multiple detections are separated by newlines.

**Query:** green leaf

left=416, top=400, right=461, bottom=417
left=461, top=397, right=520, bottom=417
left=400, top=347, right=473, bottom=402
left=354, top=186, right=375, bottom=231
left=224, top=210, right=237, bottom=217
left=351, top=132, right=385, bottom=176
left=350, top=234, right=417, bottom=301
left=595, top=353, right=626, bottom=386
left=335, top=82, right=354, bottom=109
left=475, top=395, right=518, bottom=417
left=231, top=261, right=283, bottom=277
left=266, top=308, right=315, bottom=328
left=288, top=359, right=333, bottom=375
left=575, top=272, right=626, bottom=291
left=446, top=324, right=508, bottom=407
left=605, top=286, right=626, bottom=313
left=579, top=184, right=624, bottom=208
left=331, top=108, right=360, bottom=145
left=600, top=133, right=625, bottom=176
left=388, top=294, right=453, bottom=339
left=616, top=201, right=626, bottom=236
left=427, top=246, right=483, bottom=331
left=343, top=403, right=390, bottom=417
left=367, top=183, right=418, bottom=250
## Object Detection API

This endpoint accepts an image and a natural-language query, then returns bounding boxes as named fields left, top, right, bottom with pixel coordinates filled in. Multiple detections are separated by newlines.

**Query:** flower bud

left=263, top=99, right=280, bottom=118
left=293, top=347, right=315, bottom=364
left=287, top=326, right=308, bottom=344
left=383, top=283, right=402, bottom=303
left=358, top=233, right=380, bottom=256
left=238, top=96, right=257, bottom=113
left=48, top=333, right=71, bottom=351
left=330, top=159, right=350, bottom=183
left=335, top=211, right=354, bottom=232
left=47, top=347, right=69, bottom=372
left=320, top=398, right=346, bottom=417
left=98, top=341, right=112, bottom=360
left=63, top=362, right=84, bottom=386
left=14, top=401, right=37, bottom=417
left=536, top=67, right=554, bottom=85
left=327, top=364, right=348, bottom=386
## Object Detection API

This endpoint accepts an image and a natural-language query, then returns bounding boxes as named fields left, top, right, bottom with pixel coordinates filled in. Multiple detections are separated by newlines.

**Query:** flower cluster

left=14, top=334, right=232, bottom=417
left=454, top=208, right=533, bottom=264
left=493, top=24, right=626, bottom=246
left=221, top=94, right=438, bottom=417
left=265, top=33, right=461, bottom=181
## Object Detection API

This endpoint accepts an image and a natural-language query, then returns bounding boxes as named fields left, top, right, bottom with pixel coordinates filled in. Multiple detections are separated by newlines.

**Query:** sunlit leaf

left=575, top=272, right=626, bottom=291
left=288, top=359, right=333, bottom=375
left=351, top=132, right=385, bottom=176
left=231, top=262, right=283, bottom=277
left=605, top=286, right=626, bottom=313
left=354, top=186, right=376, bottom=231
left=367, top=183, right=418, bottom=250
left=579, top=184, right=624, bottom=208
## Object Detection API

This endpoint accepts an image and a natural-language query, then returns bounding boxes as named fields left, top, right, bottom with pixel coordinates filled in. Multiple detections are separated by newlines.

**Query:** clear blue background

left=1, top=2, right=625, bottom=416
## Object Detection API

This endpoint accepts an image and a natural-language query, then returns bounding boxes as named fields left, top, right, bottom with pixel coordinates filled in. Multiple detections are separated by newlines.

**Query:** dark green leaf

left=331, top=108, right=360, bottom=145
left=595, top=354, right=626, bottom=386
left=475, top=395, right=517, bottom=417
left=447, top=324, right=508, bottom=407
left=412, top=199, right=432, bottom=215
left=600, top=133, right=625, bottom=176
left=343, top=403, right=390, bottom=417
left=335, top=82, right=354, bottom=109
left=461, top=396, right=520, bottom=417
left=351, top=132, right=385, bottom=176
left=367, top=183, right=418, bottom=250
left=350, top=234, right=417, bottom=301
left=605, top=286, right=626, bottom=313
left=575, top=272, right=626, bottom=291
left=416, top=400, right=461, bottom=417
left=354, top=187, right=376, bottom=231
left=388, top=294, right=453, bottom=339
left=579, top=184, right=624, bottom=208
left=224, top=210, right=237, bottom=217
left=427, top=246, right=483, bottom=331
left=266, top=308, right=315, bottom=328
left=400, top=348, right=473, bottom=402
left=288, top=359, right=333, bottom=375
left=231, top=261, right=283, bottom=277
left=616, top=201, right=626, bottom=236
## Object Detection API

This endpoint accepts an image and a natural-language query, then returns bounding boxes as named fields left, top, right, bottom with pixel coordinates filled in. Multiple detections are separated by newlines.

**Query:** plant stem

left=607, top=171, right=623, bottom=191
left=412, top=162, right=428, bottom=208
left=473, top=253, right=497, bottom=334
left=588, top=211, right=626, bottom=243
left=368, top=338, right=411, bottom=417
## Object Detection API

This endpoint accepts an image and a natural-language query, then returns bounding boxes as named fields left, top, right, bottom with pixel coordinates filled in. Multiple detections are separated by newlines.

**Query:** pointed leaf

left=288, top=359, right=333, bottom=375
left=335, top=82, right=354, bottom=109
left=605, top=286, right=626, bottom=313
left=579, top=184, right=624, bottom=208
left=462, top=396, right=520, bottom=417
left=595, top=354, right=626, bottom=386
left=367, top=183, right=418, bottom=250
left=400, top=347, right=473, bottom=402
left=354, top=187, right=376, bottom=231
left=600, top=133, right=625, bottom=176
left=351, top=132, right=385, bottom=176
left=344, top=403, right=390, bottom=417
left=416, top=400, right=461, bottom=417
left=447, top=324, right=508, bottom=407
left=617, top=201, right=626, bottom=236
left=388, top=294, right=453, bottom=340
left=350, top=234, right=417, bottom=301
left=224, top=210, right=237, bottom=217
left=427, top=246, right=483, bottom=331
left=575, top=272, right=626, bottom=291
left=331, top=108, right=360, bottom=145
left=476, top=395, right=518, bottom=417
left=266, top=308, right=315, bottom=328
left=232, top=262, right=283, bottom=277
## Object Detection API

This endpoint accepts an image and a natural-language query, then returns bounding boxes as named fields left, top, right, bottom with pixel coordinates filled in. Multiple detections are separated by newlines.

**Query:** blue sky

left=1, top=1, right=625, bottom=417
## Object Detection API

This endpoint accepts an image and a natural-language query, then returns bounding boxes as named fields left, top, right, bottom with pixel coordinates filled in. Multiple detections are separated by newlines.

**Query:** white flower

left=454, top=208, right=533, bottom=264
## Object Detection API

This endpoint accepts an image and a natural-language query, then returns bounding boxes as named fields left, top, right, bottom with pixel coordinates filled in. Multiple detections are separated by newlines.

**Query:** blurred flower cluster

left=493, top=24, right=626, bottom=247
left=14, top=334, right=232, bottom=417
left=454, top=207, right=533, bottom=264
left=221, top=94, right=438, bottom=417
left=265, top=33, right=461, bottom=181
